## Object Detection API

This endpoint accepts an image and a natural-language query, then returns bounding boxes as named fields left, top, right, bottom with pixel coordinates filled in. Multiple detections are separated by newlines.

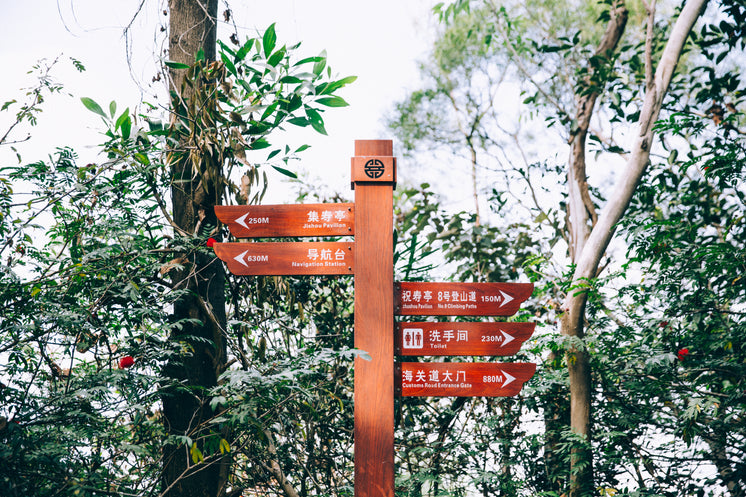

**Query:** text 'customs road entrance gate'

left=212, top=140, right=536, bottom=497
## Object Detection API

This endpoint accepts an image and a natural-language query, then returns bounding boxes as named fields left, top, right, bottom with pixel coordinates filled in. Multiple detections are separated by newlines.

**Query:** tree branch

left=567, top=0, right=709, bottom=323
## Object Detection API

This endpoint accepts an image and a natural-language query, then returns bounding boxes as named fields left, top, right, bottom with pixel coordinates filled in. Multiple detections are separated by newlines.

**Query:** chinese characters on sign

left=397, top=362, right=537, bottom=397
left=213, top=242, right=353, bottom=276
left=395, top=282, right=534, bottom=316
left=215, top=203, right=354, bottom=238
left=396, top=322, right=535, bottom=356
left=395, top=281, right=536, bottom=397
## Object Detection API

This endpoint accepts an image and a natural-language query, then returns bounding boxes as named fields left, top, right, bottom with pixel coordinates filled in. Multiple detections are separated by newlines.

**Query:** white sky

left=0, top=0, right=439, bottom=201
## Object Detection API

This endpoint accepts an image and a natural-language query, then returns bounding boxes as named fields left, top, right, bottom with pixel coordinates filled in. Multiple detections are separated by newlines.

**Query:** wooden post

left=352, top=139, right=396, bottom=497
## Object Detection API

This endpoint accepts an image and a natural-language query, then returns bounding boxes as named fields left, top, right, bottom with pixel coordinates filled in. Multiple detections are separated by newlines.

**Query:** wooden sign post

left=212, top=139, right=535, bottom=496
left=351, top=140, right=396, bottom=497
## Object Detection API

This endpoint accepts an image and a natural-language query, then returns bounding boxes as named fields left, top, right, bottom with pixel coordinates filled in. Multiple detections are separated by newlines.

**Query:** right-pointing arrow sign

left=396, top=362, right=536, bottom=397
left=395, top=282, right=533, bottom=316
left=501, top=369, right=516, bottom=388
left=500, top=329, right=516, bottom=346
left=499, top=290, right=515, bottom=307
left=395, top=322, right=535, bottom=356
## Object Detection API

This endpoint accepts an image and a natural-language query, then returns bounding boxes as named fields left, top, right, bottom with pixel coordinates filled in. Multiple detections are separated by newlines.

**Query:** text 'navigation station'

left=397, top=362, right=536, bottom=397
left=395, top=282, right=534, bottom=316
left=215, top=203, right=354, bottom=238
left=396, top=321, right=535, bottom=356
left=213, top=242, right=354, bottom=276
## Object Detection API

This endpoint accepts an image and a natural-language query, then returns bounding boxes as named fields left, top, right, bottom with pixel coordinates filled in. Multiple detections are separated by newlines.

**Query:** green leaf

left=251, top=138, right=271, bottom=150
left=293, top=56, right=324, bottom=67
left=109, top=101, right=117, bottom=118
left=305, top=107, right=327, bottom=135
left=118, top=111, right=132, bottom=141
left=272, top=165, right=297, bottom=179
left=318, top=75, right=357, bottom=95
left=313, top=50, right=327, bottom=75
left=267, top=149, right=282, bottom=160
left=70, top=57, right=86, bottom=72
left=261, top=101, right=279, bottom=121
left=235, top=38, right=255, bottom=61
left=267, top=47, right=286, bottom=68
left=2, top=99, right=17, bottom=111
left=221, top=52, right=237, bottom=76
left=164, top=61, right=191, bottom=69
left=80, top=97, right=107, bottom=118
left=295, top=144, right=311, bottom=153
left=218, top=40, right=236, bottom=58
left=287, top=117, right=309, bottom=127
left=115, top=109, right=130, bottom=131
left=280, top=75, right=302, bottom=84
left=134, top=152, right=150, bottom=165
left=263, top=23, right=277, bottom=58
left=196, top=48, right=205, bottom=62
left=316, top=96, right=349, bottom=107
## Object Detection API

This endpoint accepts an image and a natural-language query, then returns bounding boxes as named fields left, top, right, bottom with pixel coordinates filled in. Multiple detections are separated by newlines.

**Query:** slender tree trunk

left=561, top=0, right=708, bottom=495
left=562, top=2, right=628, bottom=494
left=161, top=2, right=228, bottom=497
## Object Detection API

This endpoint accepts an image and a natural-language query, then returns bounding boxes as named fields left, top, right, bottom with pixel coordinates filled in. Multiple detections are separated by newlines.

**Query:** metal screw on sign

left=364, top=159, right=385, bottom=179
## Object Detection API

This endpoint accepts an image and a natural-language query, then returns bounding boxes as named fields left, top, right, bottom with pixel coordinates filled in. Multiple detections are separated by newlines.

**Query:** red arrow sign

left=214, top=203, right=354, bottom=238
left=396, top=322, right=535, bottom=356
left=395, top=282, right=533, bottom=316
left=396, top=362, right=536, bottom=397
left=213, top=242, right=354, bottom=276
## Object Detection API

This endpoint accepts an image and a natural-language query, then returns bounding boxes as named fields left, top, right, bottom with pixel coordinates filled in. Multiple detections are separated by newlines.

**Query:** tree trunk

left=161, top=2, right=227, bottom=497
left=563, top=2, right=628, bottom=494
left=561, top=0, right=708, bottom=495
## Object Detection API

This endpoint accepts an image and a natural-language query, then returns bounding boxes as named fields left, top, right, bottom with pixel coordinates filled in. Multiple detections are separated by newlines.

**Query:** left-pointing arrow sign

left=235, top=213, right=251, bottom=230
left=214, top=242, right=354, bottom=276
left=215, top=203, right=354, bottom=238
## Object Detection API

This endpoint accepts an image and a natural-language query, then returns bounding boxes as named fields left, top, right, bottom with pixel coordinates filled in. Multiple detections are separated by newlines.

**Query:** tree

left=0, top=6, right=356, bottom=496
left=389, top=0, right=745, bottom=494
left=160, top=2, right=226, bottom=496
left=561, top=1, right=706, bottom=491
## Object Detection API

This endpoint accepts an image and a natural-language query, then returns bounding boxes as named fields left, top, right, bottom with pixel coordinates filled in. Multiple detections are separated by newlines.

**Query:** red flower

left=206, top=237, right=217, bottom=248
left=118, top=355, right=135, bottom=369
left=677, top=348, right=689, bottom=361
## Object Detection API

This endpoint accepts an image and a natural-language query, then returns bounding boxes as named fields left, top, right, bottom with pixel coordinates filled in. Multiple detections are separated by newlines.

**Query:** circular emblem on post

left=364, top=159, right=385, bottom=179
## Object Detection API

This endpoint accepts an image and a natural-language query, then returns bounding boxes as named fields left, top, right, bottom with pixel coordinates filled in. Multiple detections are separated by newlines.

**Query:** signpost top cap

left=355, top=139, right=393, bottom=156
left=351, top=140, right=396, bottom=189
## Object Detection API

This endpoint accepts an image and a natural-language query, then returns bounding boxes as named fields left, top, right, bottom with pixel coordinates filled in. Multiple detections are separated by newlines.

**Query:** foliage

left=0, top=24, right=356, bottom=496
left=3, top=1, right=746, bottom=496
left=387, top=0, right=746, bottom=496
